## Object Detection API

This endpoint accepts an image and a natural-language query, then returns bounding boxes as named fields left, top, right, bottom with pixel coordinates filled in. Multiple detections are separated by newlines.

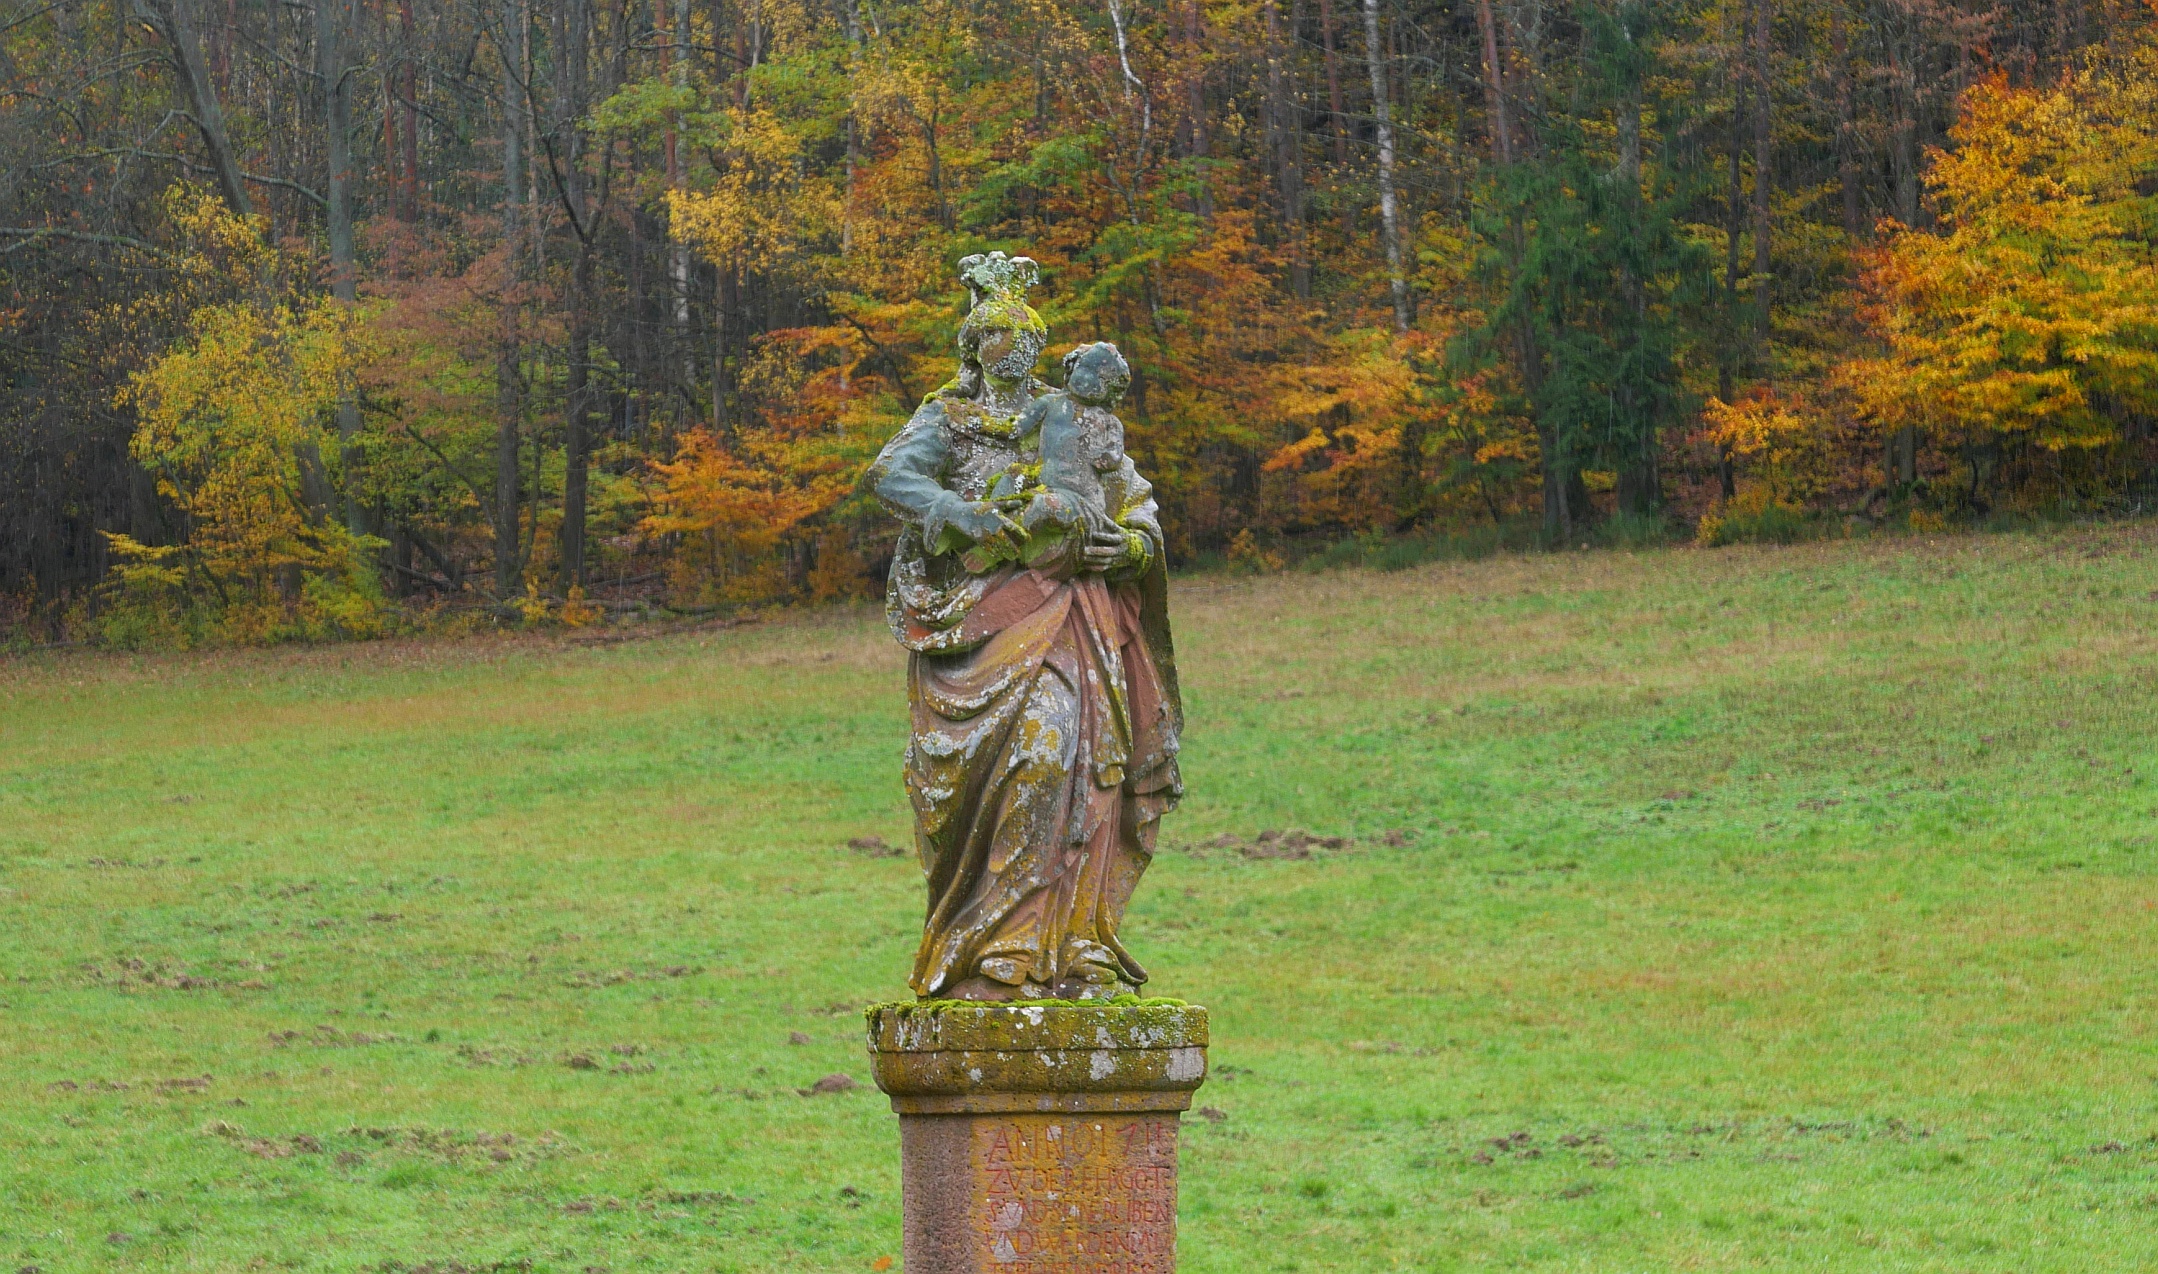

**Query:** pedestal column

left=866, top=1002, right=1209, bottom=1274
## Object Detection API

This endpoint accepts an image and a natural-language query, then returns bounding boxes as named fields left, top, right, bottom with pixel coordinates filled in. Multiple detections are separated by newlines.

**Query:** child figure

left=940, top=341, right=1138, bottom=574
left=1011, top=341, right=1133, bottom=558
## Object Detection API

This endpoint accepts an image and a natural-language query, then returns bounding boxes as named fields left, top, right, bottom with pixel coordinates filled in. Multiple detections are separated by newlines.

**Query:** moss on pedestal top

left=866, top=999, right=1207, bottom=1055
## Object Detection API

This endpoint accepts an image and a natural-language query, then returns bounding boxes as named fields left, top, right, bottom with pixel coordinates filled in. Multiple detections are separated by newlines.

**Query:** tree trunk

left=1474, top=0, right=1510, bottom=164
left=628, top=199, right=649, bottom=445
left=1395, top=409, right=1426, bottom=529
left=561, top=295, right=586, bottom=595
left=1318, top=0, right=1348, bottom=164
left=1262, top=0, right=1307, bottom=299
left=1362, top=0, right=1408, bottom=333
left=842, top=0, right=860, bottom=255
left=1615, top=84, right=1659, bottom=517
left=1716, top=76, right=1740, bottom=505
left=494, top=0, right=524, bottom=601
left=1541, top=424, right=1587, bottom=542
left=712, top=264, right=729, bottom=429
left=1515, top=304, right=1574, bottom=541
left=1749, top=0, right=1772, bottom=348
left=555, top=0, right=592, bottom=592
left=397, top=0, right=421, bottom=221
left=381, top=84, right=403, bottom=233
left=1890, top=44, right=1918, bottom=225
left=1715, top=19, right=1753, bottom=501
left=315, top=1, right=354, bottom=295
left=733, top=18, right=749, bottom=108
left=1831, top=2, right=1860, bottom=238
left=1720, top=30, right=1746, bottom=451
left=1184, top=0, right=1212, bottom=219
left=392, top=524, right=415, bottom=596
left=137, top=0, right=252, bottom=220
left=665, top=0, right=694, bottom=416
left=317, top=0, right=363, bottom=533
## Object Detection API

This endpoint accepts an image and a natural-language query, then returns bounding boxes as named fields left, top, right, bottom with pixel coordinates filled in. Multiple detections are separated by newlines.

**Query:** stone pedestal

left=866, top=1002, right=1208, bottom=1274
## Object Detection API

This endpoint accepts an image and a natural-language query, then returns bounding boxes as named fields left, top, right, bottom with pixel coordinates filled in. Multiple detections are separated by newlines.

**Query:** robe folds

left=869, top=396, right=1182, bottom=997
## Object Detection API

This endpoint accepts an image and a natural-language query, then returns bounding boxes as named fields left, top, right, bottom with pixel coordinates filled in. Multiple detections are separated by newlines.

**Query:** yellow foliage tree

left=1844, top=49, right=2158, bottom=508
left=111, top=193, right=387, bottom=644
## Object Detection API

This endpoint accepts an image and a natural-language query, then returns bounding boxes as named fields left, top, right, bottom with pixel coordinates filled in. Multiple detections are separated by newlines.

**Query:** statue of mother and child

left=866, top=252, right=1182, bottom=1004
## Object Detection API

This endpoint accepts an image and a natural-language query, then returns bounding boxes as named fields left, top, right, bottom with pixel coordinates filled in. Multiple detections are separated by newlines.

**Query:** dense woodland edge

left=5, top=0, right=2158, bottom=646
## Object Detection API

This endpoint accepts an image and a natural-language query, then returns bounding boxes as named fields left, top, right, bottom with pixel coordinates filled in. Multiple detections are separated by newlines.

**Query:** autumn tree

left=1846, top=48, right=2158, bottom=513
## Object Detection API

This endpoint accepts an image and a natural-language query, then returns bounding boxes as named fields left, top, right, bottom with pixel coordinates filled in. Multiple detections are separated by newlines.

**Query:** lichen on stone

left=864, top=995, right=1188, bottom=1022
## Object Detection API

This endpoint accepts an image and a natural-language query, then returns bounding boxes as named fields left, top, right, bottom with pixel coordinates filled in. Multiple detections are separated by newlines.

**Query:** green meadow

left=6, top=527, right=2158, bottom=1272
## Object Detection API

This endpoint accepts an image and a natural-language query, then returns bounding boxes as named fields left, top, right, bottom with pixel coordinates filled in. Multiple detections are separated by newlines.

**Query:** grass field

left=6, top=526, right=2158, bottom=1272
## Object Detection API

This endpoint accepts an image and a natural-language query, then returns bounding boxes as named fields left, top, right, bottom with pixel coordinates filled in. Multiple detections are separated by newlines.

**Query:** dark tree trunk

left=1750, top=0, right=1772, bottom=347
left=1720, top=30, right=1746, bottom=499
left=1184, top=0, right=1212, bottom=219
left=1474, top=0, right=1510, bottom=164
left=318, top=0, right=363, bottom=533
left=1318, top=0, right=1348, bottom=164
left=494, top=0, right=525, bottom=600
left=1262, top=0, right=1308, bottom=299
left=1616, top=88, right=1659, bottom=519
left=397, top=0, right=421, bottom=221
left=1890, top=44, right=1919, bottom=226
left=1831, top=3, right=1860, bottom=239
left=136, top=0, right=252, bottom=219
left=554, top=0, right=593, bottom=591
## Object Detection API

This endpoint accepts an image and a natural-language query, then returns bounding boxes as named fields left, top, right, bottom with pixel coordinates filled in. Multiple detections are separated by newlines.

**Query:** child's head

left=1060, top=342, right=1131, bottom=407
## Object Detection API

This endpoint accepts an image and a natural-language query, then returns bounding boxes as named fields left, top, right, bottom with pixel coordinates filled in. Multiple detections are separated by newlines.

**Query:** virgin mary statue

left=864, top=252, right=1182, bottom=1002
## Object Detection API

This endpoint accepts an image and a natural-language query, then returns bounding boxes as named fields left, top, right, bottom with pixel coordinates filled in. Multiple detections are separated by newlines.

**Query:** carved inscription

left=970, top=1114, right=1178, bottom=1273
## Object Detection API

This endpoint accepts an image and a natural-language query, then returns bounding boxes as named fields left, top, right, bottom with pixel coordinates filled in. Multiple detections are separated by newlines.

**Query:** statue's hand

left=1018, top=490, right=1080, bottom=537
left=1126, top=529, right=1157, bottom=575
left=928, top=498, right=1027, bottom=570
left=948, top=500, right=1009, bottom=541
left=1080, top=528, right=1129, bottom=573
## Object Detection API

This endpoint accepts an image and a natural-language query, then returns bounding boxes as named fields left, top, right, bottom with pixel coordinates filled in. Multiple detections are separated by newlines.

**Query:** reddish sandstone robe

left=897, top=564, right=1182, bottom=997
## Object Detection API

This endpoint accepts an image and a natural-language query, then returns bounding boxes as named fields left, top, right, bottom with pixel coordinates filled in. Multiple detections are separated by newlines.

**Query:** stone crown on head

left=955, top=252, right=1049, bottom=384
left=956, top=252, right=1048, bottom=346
left=958, top=251, right=1040, bottom=312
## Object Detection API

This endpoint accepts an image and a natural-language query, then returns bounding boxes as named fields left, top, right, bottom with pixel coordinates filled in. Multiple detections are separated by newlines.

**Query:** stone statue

left=1013, top=341, right=1141, bottom=558
left=865, top=251, right=1182, bottom=1003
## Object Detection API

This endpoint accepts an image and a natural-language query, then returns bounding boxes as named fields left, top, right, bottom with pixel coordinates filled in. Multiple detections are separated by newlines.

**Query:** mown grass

left=5, top=525, right=2158, bottom=1272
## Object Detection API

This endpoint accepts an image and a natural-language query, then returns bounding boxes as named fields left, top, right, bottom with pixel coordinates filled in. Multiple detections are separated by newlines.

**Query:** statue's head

left=1060, top=342, right=1131, bottom=407
left=956, top=252, right=1048, bottom=387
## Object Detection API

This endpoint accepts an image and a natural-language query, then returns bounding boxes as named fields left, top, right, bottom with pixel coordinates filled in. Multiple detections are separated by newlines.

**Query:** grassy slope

left=4, top=527, right=2157, bottom=1272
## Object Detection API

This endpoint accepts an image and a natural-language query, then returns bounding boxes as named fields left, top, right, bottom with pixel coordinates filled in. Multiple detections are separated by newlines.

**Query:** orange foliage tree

left=1845, top=50, right=2158, bottom=513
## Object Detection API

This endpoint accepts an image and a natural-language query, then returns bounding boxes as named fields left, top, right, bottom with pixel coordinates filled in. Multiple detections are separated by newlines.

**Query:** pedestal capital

left=866, top=1001, right=1209, bottom=1115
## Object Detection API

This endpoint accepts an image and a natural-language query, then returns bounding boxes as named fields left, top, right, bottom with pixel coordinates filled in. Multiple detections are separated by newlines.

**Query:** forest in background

left=3, top=0, right=2156, bottom=644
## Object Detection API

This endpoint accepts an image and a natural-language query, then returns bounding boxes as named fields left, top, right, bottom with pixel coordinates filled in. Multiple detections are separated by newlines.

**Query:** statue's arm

left=1108, top=457, right=1164, bottom=577
left=865, top=407, right=1001, bottom=547
left=1011, top=394, right=1052, bottom=444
